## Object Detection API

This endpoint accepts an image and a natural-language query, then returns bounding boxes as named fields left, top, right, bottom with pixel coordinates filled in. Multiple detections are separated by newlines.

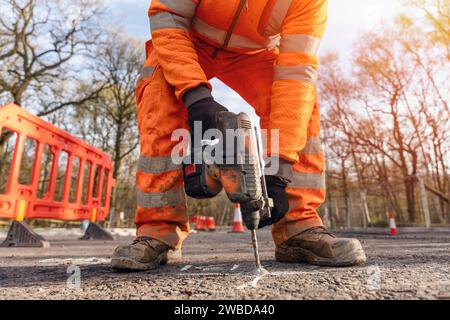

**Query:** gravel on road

left=0, top=228, right=449, bottom=300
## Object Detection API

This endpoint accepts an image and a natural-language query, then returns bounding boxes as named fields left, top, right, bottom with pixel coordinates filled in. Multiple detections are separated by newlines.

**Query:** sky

left=108, top=0, right=404, bottom=117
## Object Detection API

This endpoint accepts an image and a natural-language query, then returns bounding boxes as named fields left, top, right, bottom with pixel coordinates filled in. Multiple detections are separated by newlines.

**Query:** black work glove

left=258, top=175, right=290, bottom=228
left=187, top=97, right=228, bottom=134
left=241, top=175, right=290, bottom=229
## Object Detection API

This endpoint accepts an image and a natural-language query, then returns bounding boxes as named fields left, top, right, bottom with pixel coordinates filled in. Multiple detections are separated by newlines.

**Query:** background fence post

left=417, top=176, right=431, bottom=228
left=345, top=196, right=351, bottom=229
left=360, top=189, right=371, bottom=228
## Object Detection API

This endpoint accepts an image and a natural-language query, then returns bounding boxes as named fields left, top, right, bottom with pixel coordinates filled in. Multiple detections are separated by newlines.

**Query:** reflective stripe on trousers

left=136, top=155, right=185, bottom=208
left=289, top=172, right=326, bottom=190
left=138, top=155, right=180, bottom=174
left=136, top=187, right=186, bottom=209
left=300, top=136, right=324, bottom=155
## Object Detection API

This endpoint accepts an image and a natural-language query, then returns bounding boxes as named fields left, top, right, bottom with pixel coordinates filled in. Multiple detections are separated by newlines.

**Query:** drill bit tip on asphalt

left=251, top=229, right=262, bottom=270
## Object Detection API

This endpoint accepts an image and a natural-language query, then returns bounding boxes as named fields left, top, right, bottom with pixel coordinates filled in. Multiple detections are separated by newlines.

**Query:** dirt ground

left=0, top=227, right=449, bottom=300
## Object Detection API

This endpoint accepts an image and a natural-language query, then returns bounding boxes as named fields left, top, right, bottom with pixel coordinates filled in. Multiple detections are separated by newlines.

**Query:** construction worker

left=112, top=0, right=366, bottom=271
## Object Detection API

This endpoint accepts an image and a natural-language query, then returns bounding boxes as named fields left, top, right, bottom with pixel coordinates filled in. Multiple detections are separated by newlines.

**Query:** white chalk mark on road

left=194, top=264, right=229, bottom=271
left=270, top=270, right=323, bottom=276
left=236, top=267, right=270, bottom=290
left=176, top=264, right=315, bottom=282
left=181, top=265, right=193, bottom=271
left=38, top=257, right=111, bottom=266
left=237, top=275, right=264, bottom=290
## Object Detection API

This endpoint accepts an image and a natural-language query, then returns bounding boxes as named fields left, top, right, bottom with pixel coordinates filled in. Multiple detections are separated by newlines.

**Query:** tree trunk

left=341, top=160, right=351, bottom=228
left=113, top=125, right=122, bottom=180
left=404, top=177, right=417, bottom=223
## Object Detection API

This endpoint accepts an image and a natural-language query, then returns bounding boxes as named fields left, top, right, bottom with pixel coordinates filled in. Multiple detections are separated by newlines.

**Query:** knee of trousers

left=135, top=160, right=188, bottom=224
left=134, top=65, right=191, bottom=231
left=136, top=65, right=188, bottom=149
left=271, top=135, right=327, bottom=244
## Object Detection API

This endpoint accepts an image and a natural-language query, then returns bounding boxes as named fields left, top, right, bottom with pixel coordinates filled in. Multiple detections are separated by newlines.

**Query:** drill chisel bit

left=251, top=229, right=262, bottom=270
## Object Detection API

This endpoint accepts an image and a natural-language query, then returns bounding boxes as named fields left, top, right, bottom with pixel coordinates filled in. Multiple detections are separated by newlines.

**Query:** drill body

left=183, top=112, right=273, bottom=230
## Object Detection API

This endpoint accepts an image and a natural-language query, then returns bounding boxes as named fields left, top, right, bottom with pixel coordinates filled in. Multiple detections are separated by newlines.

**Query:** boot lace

left=133, top=237, right=166, bottom=250
left=308, top=227, right=337, bottom=238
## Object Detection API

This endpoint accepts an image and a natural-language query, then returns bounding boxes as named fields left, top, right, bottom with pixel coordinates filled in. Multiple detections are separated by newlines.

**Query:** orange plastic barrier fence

left=0, top=104, right=116, bottom=223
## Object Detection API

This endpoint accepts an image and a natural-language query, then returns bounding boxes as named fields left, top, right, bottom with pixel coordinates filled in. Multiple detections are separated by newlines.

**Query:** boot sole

left=111, top=249, right=183, bottom=272
left=111, top=253, right=166, bottom=272
left=275, top=244, right=367, bottom=267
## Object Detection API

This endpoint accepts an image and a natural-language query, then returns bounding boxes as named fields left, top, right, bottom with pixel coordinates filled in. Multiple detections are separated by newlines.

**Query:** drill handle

left=253, top=126, right=273, bottom=221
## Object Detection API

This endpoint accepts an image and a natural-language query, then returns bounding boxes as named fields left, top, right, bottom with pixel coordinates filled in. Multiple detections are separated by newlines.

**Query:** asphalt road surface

left=0, top=228, right=449, bottom=300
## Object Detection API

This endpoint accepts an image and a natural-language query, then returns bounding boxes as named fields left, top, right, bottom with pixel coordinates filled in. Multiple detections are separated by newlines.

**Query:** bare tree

left=407, top=0, right=450, bottom=58
left=351, top=26, right=427, bottom=222
left=73, top=31, right=142, bottom=179
left=319, top=5, right=449, bottom=226
left=320, top=53, right=357, bottom=226
left=70, top=31, right=143, bottom=223
left=0, top=0, right=106, bottom=114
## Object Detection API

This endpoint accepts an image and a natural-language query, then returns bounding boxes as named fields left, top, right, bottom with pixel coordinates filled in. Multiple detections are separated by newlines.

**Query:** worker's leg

left=134, top=49, right=190, bottom=250
left=111, top=42, right=221, bottom=271
left=272, top=101, right=325, bottom=245
left=133, top=40, right=218, bottom=250
left=216, top=50, right=324, bottom=245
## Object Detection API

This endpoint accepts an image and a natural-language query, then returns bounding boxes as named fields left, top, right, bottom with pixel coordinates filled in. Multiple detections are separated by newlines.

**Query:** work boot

left=111, top=237, right=181, bottom=271
left=275, top=227, right=366, bottom=267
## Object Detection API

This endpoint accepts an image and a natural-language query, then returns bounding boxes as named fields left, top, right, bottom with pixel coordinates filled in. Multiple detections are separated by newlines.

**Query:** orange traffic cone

left=196, top=216, right=207, bottom=231
left=189, top=216, right=198, bottom=234
left=231, top=204, right=245, bottom=233
left=201, top=217, right=209, bottom=231
left=389, top=212, right=398, bottom=235
left=206, top=217, right=216, bottom=232
left=190, top=216, right=198, bottom=229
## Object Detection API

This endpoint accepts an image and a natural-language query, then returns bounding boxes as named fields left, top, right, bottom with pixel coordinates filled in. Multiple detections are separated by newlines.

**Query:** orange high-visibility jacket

left=148, top=0, right=328, bottom=163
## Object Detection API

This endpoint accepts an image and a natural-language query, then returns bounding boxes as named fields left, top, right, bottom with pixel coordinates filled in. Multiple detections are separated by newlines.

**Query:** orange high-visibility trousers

left=135, top=39, right=324, bottom=249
